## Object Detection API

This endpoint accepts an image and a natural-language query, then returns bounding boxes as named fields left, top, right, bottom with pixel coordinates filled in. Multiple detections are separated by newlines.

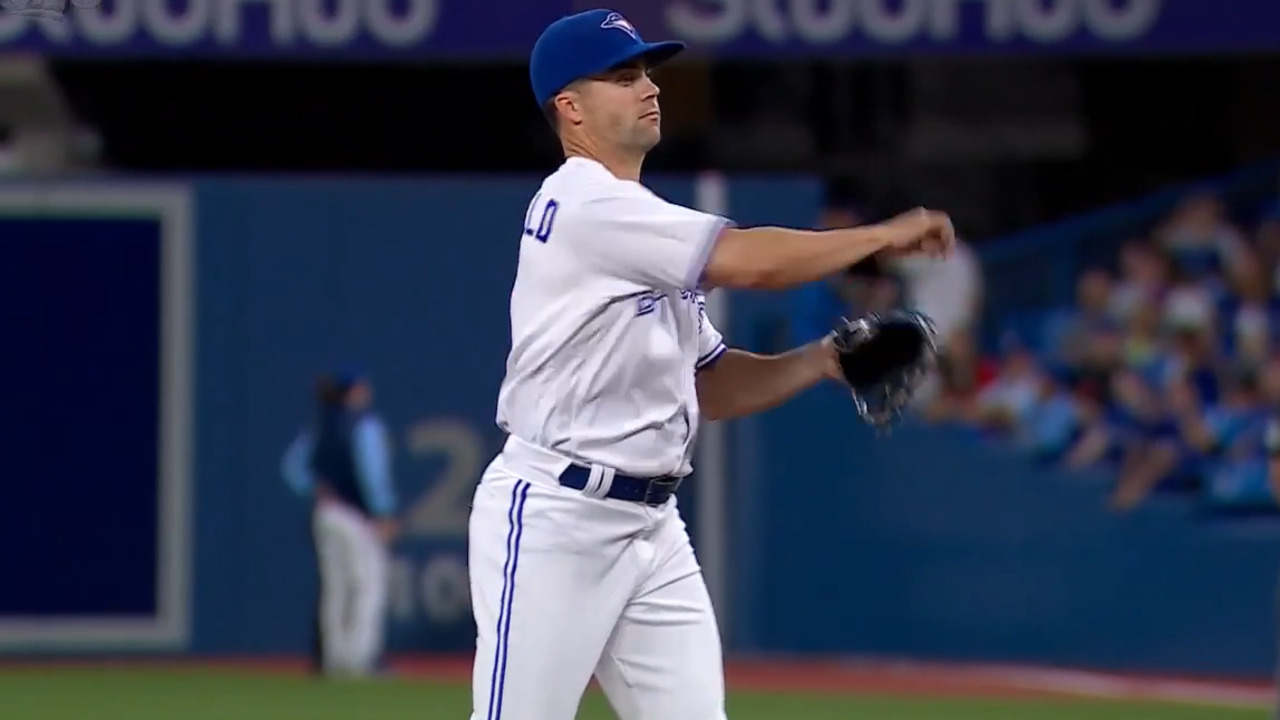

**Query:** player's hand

left=816, top=334, right=843, bottom=382
left=879, top=207, right=955, bottom=259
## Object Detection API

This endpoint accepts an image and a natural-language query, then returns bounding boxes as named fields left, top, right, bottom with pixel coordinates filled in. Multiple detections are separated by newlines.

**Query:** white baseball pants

left=467, top=437, right=727, bottom=720
left=312, top=499, right=389, bottom=677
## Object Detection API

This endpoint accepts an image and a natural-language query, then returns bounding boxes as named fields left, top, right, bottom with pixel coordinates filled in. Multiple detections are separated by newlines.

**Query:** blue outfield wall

left=5, top=173, right=1280, bottom=678
left=186, top=175, right=824, bottom=656
left=732, top=402, right=1280, bottom=677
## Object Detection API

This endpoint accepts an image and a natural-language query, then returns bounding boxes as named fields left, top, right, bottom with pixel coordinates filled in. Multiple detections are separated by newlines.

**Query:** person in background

left=1061, top=371, right=1123, bottom=472
left=1154, top=190, right=1250, bottom=296
left=1102, top=368, right=1182, bottom=510
left=1045, top=268, right=1119, bottom=371
left=1102, top=321, right=1219, bottom=512
left=1195, top=366, right=1274, bottom=508
left=1253, top=173, right=1280, bottom=282
left=1108, top=364, right=1267, bottom=513
left=281, top=368, right=398, bottom=679
left=1161, top=269, right=1218, bottom=343
left=1155, top=323, right=1221, bottom=406
left=969, top=335, right=1043, bottom=435
left=885, top=232, right=983, bottom=354
left=1109, top=239, right=1170, bottom=322
left=920, top=330, right=998, bottom=423
left=1119, top=297, right=1165, bottom=378
left=886, top=232, right=983, bottom=410
left=1218, top=262, right=1279, bottom=370
left=1013, top=370, right=1082, bottom=466
left=788, top=194, right=892, bottom=345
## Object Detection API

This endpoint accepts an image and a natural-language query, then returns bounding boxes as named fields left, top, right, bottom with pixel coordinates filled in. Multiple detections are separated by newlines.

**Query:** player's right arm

left=704, top=210, right=953, bottom=290
left=280, top=430, right=316, bottom=498
left=563, top=186, right=952, bottom=292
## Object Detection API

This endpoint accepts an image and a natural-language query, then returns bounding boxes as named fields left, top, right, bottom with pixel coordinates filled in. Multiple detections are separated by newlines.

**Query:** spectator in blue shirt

left=1106, top=368, right=1196, bottom=511
left=1061, top=371, right=1125, bottom=472
left=1044, top=268, right=1120, bottom=371
left=1196, top=367, right=1277, bottom=509
left=1154, top=190, right=1250, bottom=293
left=1014, top=371, right=1083, bottom=466
left=971, top=337, right=1043, bottom=435
left=1109, top=365, right=1264, bottom=512
left=1217, top=263, right=1280, bottom=369
left=281, top=368, right=398, bottom=679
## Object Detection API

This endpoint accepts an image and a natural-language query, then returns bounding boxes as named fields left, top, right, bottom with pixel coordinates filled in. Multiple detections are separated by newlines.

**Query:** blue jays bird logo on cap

left=600, top=12, right=639, bottom=40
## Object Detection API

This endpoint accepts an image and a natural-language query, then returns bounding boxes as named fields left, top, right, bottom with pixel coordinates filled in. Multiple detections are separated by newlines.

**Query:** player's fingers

left=929, top=213, right=956, bottom=255
left=908, top=236, right=935, bottom=259
left=904, top=207, right=934, bottom=230
left=933, top=232, right=952, bottom=258
left=926, top=211, right=951, bottom=236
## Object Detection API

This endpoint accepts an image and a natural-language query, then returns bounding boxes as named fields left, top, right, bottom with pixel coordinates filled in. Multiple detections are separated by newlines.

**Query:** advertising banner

left=0, top=0, right=1276, bottom=58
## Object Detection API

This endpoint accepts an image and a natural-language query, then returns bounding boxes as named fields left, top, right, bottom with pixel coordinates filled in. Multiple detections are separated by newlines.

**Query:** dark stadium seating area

left=811, top=164, right=1280, bottom=516
left=938, top=173, right=1280, bottom=514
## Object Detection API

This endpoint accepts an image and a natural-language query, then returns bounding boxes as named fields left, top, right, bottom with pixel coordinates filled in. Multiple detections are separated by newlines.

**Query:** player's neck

left=562, top=143, right=643, bottom=182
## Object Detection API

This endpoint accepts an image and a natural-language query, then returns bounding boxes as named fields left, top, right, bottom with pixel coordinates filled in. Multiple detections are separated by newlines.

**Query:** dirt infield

left=724, top=658, right=1275, bottom=708
left=2, top=654, right=1273, bottom=709
left=385, top=654, right=1275, bottom=708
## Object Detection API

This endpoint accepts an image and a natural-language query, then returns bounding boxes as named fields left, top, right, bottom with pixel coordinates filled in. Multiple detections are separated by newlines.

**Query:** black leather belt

left=558, top=464, right=682, bottom=507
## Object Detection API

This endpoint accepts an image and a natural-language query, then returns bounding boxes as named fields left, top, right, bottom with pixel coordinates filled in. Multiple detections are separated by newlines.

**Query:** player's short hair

left=541, top=79, right=587, bottom=134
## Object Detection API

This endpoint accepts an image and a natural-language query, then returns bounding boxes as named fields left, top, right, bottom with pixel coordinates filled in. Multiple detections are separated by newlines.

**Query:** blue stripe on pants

left=487, top=480, right=530, bottom=720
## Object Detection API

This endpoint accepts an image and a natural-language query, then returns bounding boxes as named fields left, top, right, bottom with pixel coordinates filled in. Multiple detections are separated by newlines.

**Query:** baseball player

left=281, top=369, right=398, bottom=678
left=468, top=9, right=954, bottom=720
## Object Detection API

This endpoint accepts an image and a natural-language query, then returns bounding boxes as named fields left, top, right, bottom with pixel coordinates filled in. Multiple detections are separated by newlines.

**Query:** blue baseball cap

left=530, top=9, right=685, bottom=108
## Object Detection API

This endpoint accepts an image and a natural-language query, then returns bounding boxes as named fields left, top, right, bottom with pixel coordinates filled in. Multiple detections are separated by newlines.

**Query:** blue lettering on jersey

left=682, top=290, right=707, bottom=331
left=635, top=290, right=664, bottom=317
left=635, top=290, right=707, bottom=327
left=523, top=193, right=559, bottom=243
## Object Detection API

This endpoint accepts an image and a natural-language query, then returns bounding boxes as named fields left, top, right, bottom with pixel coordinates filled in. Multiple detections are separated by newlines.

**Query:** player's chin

left=632, top=125, right=662, bottom=151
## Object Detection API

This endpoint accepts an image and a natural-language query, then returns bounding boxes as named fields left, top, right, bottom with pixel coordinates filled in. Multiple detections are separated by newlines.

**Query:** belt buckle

left=642, top=476, right=680, bottom=506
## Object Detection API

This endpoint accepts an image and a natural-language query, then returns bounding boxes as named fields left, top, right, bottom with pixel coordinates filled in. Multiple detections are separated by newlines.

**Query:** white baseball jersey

left=495, top=157, right=732, bottom=479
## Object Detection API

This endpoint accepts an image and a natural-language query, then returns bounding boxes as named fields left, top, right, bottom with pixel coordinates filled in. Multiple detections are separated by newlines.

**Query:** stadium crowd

left=810, top=176, right=1280, bottom=514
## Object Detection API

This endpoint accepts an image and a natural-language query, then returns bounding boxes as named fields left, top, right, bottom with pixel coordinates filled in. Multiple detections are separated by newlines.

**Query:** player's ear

left=553, top=86, right=586, bottom=126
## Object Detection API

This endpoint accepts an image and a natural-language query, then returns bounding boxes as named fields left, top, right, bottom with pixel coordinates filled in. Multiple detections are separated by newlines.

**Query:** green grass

left=0, top=668, right=1267, bottom=720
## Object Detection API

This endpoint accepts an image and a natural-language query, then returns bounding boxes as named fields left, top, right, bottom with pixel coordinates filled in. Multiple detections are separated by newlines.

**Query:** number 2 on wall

left=401, top=419, right=484, bottom=538
left=523, top=193, right=559, bottom=243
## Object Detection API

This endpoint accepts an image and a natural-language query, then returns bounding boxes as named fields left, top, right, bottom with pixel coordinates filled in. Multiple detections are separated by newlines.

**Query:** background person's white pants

left=312, top=500, right=389, bottom=677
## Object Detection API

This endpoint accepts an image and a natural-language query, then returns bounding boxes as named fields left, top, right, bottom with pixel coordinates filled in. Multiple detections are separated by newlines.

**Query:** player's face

left=579, top=61, right=662, bottom=153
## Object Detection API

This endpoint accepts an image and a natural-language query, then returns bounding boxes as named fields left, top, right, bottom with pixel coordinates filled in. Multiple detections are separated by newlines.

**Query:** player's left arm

left=696, top=342, right=836, bottom=421
left=353, top=416, right=399, bottom=520
left=694, top=304, right=836, bottom=421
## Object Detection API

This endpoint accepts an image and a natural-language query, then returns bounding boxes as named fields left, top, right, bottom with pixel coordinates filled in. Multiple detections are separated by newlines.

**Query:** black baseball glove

left=830, top=309, right=939, bottom=429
